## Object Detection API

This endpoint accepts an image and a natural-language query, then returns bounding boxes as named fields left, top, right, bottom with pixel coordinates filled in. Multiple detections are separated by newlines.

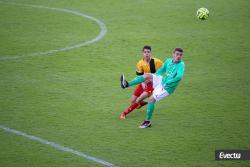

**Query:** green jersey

left=155, top=58, right=185, bottom=94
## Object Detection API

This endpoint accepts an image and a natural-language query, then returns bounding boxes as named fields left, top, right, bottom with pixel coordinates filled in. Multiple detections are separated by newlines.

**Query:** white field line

left=0, top=1, right=107, bottom=61
left=0, top=125, right=118, bottom=167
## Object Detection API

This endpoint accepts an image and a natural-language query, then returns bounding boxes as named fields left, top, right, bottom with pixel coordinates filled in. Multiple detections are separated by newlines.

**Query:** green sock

left=128, top=76, right=145, bottom=86
left=146, top=102, right=155, bottom=121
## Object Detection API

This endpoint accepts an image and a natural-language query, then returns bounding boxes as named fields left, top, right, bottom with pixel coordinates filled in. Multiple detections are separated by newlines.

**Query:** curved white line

left=0, top=2, right=107, bottom=61
left=0, top=125, right=118, bottom=167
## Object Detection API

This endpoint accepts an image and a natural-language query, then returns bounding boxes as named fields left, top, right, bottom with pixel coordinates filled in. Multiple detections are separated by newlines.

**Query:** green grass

left=0, top=0, right=250, bottom=167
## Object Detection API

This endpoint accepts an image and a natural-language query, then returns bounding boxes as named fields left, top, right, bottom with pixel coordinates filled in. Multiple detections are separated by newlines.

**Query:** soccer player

left=120, top=48, right=185, bottom=128
left=120, top=45, right=163, bottom=120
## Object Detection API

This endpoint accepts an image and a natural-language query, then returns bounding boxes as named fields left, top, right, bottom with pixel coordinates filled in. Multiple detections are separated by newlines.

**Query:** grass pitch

left=0, top=0, right=250, bottom=166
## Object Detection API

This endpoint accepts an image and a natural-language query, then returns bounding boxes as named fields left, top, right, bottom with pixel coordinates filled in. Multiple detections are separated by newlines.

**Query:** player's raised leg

left=120, top=74, right=153, bottom=89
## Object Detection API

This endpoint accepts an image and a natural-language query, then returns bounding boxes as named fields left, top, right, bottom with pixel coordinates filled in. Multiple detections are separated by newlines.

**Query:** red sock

left=124, top=102, right=139, bottom=115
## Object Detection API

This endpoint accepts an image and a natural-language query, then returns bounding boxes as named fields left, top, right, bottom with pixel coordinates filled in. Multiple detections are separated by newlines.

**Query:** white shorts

left=152, top=75, right=170, bottom=102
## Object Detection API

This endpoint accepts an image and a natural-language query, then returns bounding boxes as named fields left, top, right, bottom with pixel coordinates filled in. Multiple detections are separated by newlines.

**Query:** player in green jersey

left=120, top=48, right=185, bottom=128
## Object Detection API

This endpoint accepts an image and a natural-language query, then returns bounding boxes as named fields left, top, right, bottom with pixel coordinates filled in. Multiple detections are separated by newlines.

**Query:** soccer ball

left=196, top=7, right=209, bottom=20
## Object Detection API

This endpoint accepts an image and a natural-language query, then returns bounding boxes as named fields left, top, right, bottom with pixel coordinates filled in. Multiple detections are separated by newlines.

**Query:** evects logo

left=219, top=152, right=241, bottom=159
left=215, top=150, right=250, bottom=160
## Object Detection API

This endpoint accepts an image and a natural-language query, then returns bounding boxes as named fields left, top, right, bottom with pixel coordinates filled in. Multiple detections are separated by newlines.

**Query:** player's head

left=142, top=45, right=151, bottom=60
left=172, top=48, right=184, bottom=63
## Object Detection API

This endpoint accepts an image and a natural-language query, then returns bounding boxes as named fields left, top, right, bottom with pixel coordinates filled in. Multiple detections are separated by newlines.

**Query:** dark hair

left=142, top=45, right=151, bottom=51
left=174, top=48, right=184, bottom=52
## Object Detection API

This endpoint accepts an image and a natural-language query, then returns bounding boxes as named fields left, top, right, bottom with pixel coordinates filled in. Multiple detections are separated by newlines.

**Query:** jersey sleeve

left=136, top=61, right=144, bottom=75
left=155, top=58, right=163, bottom=70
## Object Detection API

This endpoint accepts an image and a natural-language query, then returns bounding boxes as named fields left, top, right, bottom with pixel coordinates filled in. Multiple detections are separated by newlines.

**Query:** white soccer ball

left=196, top=7, right=209, bottom=20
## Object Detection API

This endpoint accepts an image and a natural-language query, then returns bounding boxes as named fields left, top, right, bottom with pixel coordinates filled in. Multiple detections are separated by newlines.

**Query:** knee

left=135, top=98, right=142, bottom=104
left=130, top=96, right=137, bottom=103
